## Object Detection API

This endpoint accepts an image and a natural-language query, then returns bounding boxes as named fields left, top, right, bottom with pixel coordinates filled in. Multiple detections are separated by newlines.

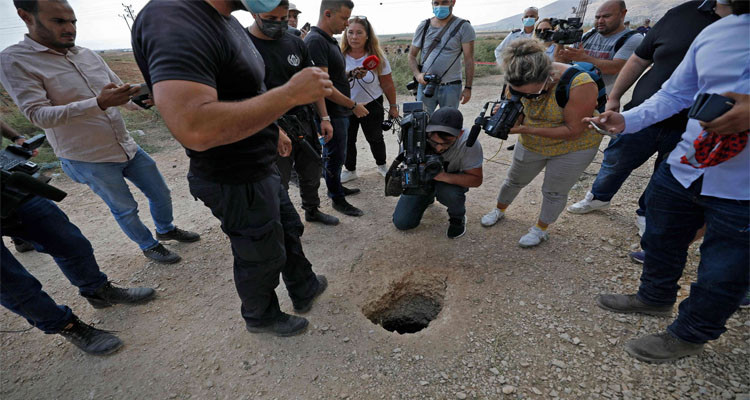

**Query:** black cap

left=426, top=107, right=463, bottom=136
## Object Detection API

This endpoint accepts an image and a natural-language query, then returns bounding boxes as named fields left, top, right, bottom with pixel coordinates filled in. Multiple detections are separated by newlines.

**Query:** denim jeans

left=590, top=123, right=683, bottom=216
left=416, top=82, right=462, bottom=115
left=392, top=182, right=468, bottom=230
left=60, top=147, right=175, bottom=250
left=321, top=116, right=350, bottom=200
left=188, top=171, right=319, bottom=327
left=637, top=163, right=749, bottom=343
left=1, top=196, right=108, bottom=333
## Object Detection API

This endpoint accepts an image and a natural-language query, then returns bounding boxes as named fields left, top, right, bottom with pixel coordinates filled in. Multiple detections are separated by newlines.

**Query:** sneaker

left=304, top=208, right=340, bottom=226
left=340, top=169, right=358, bottom=183
left=624, top=331, right=704, bottom=363
left=293, top=275, right=328, bottom=313
left=342, top=186, right=360, bottom=196
left=58, top=315, right=123, bottom=356
left=740, top=291, right=750, bottom=309
left=629, top=251, right=645, bottom=264
left=596, top=294, right=672, bottom=317
left=82, top=281, right=156, bottom=309
left=447, top=216, right=466, bottom=239
left=636, top=215, right=646, bottom=237
left=246, top=313, right=309, bottom=337
left=376, top=164, right=388, bottom=177
left=332, top=198, right=363, bottom=217
left=519, top=226, right=549, bottom=248
left=12, top=238, right=35, bottom=253
left=480, top=208, right=504, bottom=227
left=143, top=243, right=181, bottom=264
left=567, top=192, right=610, bottom=214
left=156, top=227, right=200, bottom=243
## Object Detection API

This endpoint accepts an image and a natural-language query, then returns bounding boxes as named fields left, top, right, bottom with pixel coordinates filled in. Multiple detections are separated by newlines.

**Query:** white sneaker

left=636, top=215, right=646, bottom=237
left=376, top=164, right=388, bottom=177
left=567, top=191, right=610, bottom=214
left=519, top=226, right=549, bottom=248
left=481, top=208, right=505, bottom=227
left=340, top=169, right=358, bottom=183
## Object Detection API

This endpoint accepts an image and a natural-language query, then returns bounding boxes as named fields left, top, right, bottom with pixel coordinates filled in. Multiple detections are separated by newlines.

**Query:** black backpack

left=555, top=62, right=607, bottom=113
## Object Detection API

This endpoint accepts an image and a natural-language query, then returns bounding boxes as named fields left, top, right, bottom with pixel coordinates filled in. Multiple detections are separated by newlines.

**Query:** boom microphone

left=362, top=55, right=380, bottom=71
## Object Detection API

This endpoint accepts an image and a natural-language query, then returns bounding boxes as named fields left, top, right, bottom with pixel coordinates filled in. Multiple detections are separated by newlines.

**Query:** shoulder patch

left=287, top=54, right=300, bottom=67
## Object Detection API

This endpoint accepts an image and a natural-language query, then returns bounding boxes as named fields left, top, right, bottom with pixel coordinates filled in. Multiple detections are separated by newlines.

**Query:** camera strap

left=421, top=18, right=468, bottom=75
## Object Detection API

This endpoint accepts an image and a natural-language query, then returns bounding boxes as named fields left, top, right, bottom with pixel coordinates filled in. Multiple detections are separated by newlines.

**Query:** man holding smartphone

left=0, top=0, right=200, bottom=264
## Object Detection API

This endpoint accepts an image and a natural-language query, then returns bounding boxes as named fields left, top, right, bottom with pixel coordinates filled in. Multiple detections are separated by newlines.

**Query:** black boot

left=305, top=208, right=340, bottom=225
left=341, top=186, right=360, bottom=196
left=58, top=315, right=123, bottom=355
left=12, top=238, right=35, bottom=253
left=143, top=243, right=181, bottom=264
left=156, top=227, right=201, bottom=243
left=293, top=275, right=328, bottom=313
left=82, top=281, right=156, bottom=309
left=332, top=198, right=363, bottom=217
left=245, top=313, right=309, bottom=337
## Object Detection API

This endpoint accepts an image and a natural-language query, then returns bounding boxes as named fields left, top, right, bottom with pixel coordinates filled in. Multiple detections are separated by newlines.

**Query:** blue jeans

left=321, top=116, right=350, bottom=200
left=60, top=147, right=175, bottom=250
left=392, top=182, right=468, bottom=230
left=1, top=196, right=108, bottom=333
left=416, top=82, right=462, bottom=115
left=637, top=163, right=749, bottom=343
left=590, top=123, right=683, bottom=215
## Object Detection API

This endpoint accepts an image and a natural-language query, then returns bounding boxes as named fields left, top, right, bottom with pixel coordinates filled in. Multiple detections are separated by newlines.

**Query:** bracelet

left=389, top=104, right=398, bottom=109
left=349, top=102, right=357, bottom=111
left=464, top=86, right=472, bottom=90
left=321, top=116, right=331, bottom=121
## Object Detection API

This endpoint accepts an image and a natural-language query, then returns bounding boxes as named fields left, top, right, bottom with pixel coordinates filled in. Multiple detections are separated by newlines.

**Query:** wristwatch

left=464, top=86, right=472, bottom=90
left=321, top=116, right=331, bottom=121
left=349, top=101, right=358, bottom=111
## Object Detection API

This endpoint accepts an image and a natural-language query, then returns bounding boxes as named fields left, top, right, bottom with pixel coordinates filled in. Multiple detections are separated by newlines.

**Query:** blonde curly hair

left=501, top=38, right=551, bottom=87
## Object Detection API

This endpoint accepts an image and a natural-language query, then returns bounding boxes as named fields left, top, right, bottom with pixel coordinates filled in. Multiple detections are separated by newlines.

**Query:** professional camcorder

left=385, top=102, right=443, bottom=196
left=466, top=92, right=524, bottom=147
left=1, top=134, right=67, bottom=220
left=540, top=17, right=584, bottom=44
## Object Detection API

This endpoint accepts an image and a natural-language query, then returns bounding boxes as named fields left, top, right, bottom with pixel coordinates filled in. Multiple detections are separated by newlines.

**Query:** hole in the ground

left=363, top=271, right=446, bottom=334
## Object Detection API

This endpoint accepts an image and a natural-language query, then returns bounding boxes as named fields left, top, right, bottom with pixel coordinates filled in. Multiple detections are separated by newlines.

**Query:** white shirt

left=494, top=29, right=534, bottom=65
left=345, top=53, right=392, bottom=105
left=622, top=14, right=750, bottom=200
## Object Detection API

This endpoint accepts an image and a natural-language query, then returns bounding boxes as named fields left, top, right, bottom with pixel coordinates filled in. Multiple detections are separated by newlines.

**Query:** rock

left=489, top=367, right=500, bottom=375
left=502, top=385, right=516, bottom=394
left=585, top=257, right=594, bottom=264
left=419, top=380, right=429, bottom=386
left=532, top=387, right=543, bottom=395
left=456, top=392, right=467, bottom=400
left=551, top=359, right=567, bottom=369
left=342, top=337, right=350, bottom=343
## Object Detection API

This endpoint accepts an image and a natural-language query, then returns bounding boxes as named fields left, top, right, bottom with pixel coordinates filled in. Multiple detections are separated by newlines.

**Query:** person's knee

left=392, top=213, right=419, bottom=231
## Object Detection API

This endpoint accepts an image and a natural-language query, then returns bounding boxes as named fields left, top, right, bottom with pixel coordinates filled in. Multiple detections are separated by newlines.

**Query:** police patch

left=288, top=54, right=300, bottom=67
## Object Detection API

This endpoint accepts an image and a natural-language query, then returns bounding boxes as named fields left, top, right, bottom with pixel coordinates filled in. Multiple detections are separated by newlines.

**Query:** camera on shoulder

left=541, top=17, right=584, bottom=44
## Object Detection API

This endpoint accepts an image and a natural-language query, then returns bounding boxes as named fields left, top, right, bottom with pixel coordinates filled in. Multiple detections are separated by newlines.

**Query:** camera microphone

left=466, top=124, right=482, bottom=147
left=362, top=55, right=380, bottom=71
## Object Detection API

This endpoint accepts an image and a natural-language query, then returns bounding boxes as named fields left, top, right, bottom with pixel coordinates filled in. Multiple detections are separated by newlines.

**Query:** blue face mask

left=522, top=17, right=537, bottom=27
left=433, top=5, right=451, bottom=20
left=240, top=0, right=280, bottom=13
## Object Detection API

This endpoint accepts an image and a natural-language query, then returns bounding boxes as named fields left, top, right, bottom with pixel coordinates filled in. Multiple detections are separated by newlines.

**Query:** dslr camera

left=540, top=17, right=583, bottom=44
left=385, top=102, right=443, bottom=197
left=466, top=92, right=524, bottom=147
left=405, top=73, right=440, bottom=97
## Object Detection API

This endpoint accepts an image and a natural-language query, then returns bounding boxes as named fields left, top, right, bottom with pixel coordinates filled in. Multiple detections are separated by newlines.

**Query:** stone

left=489, top=367, right=500, bottom=375
left=551, top=359, right=567, bottom=369
left=502, top=385, right=516, bottom=394
left=456, top=393, right=467, bottom=400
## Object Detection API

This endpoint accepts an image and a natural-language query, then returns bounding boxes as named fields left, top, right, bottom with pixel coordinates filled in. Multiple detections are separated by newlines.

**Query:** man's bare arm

left=606, top=54, right=652, bottom=111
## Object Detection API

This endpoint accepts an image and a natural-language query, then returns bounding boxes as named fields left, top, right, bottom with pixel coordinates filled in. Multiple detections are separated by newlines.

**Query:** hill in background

left=475, top=0, right=686, bottom=31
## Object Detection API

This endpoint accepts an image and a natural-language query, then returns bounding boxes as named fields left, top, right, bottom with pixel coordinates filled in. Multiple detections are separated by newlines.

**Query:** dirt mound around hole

left=362, top=270, right=447, bottom=334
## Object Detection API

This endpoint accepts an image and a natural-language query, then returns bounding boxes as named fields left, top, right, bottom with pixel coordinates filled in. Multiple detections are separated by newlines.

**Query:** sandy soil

left=1, top=74, right=748, bottom=400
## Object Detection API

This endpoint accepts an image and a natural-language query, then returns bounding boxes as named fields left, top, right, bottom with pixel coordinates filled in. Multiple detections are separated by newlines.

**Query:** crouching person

left=392, top=107, right=483, bottom=239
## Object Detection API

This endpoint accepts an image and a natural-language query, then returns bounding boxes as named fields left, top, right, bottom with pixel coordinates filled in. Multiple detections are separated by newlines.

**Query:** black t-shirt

left=131, top=0, right=278, bottom=184
left=304, top=27, right=351, bottom=117
left=625, top=1, right=719, bottom=130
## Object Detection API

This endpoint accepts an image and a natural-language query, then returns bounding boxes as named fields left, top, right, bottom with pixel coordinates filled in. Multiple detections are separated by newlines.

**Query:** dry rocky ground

left=1, top=74, right=748, bottom=400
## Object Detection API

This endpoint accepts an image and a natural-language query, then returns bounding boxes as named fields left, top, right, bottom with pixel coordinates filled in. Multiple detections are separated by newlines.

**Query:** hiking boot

left=58, top=315, right=123, bottom=355
left=305, top=208, right=340, bottom=226
left=246, top=313, right=309, bottom=337
left=156, top=227, right=201, bottom=243
left=519, top=226, right=548, bottom=248
left=636, top=215, right=646, bottom=237
left=624, top=331, right=704, bottom=363
left=143, top=243, right=181, bottom=264
left=480, top=208, right=504, bottom=227
left=447, top=216, right=466, bottom=239
left=596, top=294, right=673, bottom=317
left=332, top=198, right=363, bottom=217
left=629, top=251, right=645, bottom=264
left=376, top=164, right=388, bottom=177
left=12, top=238, right=35, bottom=253
left=82, top=281, right=156, bottom=309
left=293, top=275, right=328, bottom=313
left=567, top=192, right=610, bottom=214
left=340, top=169, right=358, bottom=183
left=342, top=186, right=360, bottom=196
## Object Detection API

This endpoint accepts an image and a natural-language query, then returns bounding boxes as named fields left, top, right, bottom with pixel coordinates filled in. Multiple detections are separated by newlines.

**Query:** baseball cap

left=426, top=107, right=463, bottom=136
left=289, top=3, right=301, bottom=12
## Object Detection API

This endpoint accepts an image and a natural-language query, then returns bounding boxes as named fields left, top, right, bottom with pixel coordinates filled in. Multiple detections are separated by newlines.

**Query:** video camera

left=540, top=17, right=584, bottom=44
left=385, top=102, right=443, bottom=197
left=1, top=134, right=67, bottom=220
left=466, top=91, right=524, bottom=147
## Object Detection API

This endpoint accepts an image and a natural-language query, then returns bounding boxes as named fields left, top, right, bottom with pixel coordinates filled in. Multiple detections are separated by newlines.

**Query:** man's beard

left=36, top=18, right=75, bottom=48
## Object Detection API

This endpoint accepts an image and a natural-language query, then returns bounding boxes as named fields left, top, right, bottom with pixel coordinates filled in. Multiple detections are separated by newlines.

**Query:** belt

left=440, top=80, right=462, bottom=86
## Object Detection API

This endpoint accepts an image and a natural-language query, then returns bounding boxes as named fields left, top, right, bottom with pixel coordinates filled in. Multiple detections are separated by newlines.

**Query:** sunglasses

left=426, top=133, right=456, bottom=148
left=535, top=28, right=552, bottom=34
left=508, top=76, right=553, bottom=99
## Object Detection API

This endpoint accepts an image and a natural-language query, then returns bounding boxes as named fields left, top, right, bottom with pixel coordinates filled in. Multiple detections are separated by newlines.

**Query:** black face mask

left=259, top=18, right=288, bottom=39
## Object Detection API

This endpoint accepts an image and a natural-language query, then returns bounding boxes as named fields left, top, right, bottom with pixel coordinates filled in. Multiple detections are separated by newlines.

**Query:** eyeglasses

left=535, top=28, right=552, bottom=34
left=348, top=16, right=367, bottom=22
left=427, top=133, right=456, bottom=148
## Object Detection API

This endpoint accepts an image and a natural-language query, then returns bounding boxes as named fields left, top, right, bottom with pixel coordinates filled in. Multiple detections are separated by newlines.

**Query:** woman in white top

left=340, top=16, right=399, bottom=182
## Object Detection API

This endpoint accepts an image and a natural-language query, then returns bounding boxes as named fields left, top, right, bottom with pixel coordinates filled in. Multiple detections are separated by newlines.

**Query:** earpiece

left=326, top=12, right=331, bottom=17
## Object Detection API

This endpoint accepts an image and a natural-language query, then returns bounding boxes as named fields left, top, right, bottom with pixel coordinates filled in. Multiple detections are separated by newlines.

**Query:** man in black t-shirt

left=131, top=0, right=333, bottom=337
left=305, top=0, right=369, bottom=217
left=248, top=1, right=339, bottom=226
left=567, top=1, right=728, bottom=233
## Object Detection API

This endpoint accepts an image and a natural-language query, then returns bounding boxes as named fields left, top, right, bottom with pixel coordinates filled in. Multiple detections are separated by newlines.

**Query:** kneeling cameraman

left=392, top=107, right=483, bottom=238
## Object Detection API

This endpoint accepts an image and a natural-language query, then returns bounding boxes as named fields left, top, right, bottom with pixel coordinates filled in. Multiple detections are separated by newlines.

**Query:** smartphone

left=302, top=22, right=311, bottom=32
left=589, top=121, right=616, bottom=137
left=688, top=93, right=735, bottom=122
left=130, top=83, right=150, bottom=97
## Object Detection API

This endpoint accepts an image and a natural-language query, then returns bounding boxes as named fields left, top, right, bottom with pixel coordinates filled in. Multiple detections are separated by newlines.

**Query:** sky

left=0, top=0, right=556, bottom=51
